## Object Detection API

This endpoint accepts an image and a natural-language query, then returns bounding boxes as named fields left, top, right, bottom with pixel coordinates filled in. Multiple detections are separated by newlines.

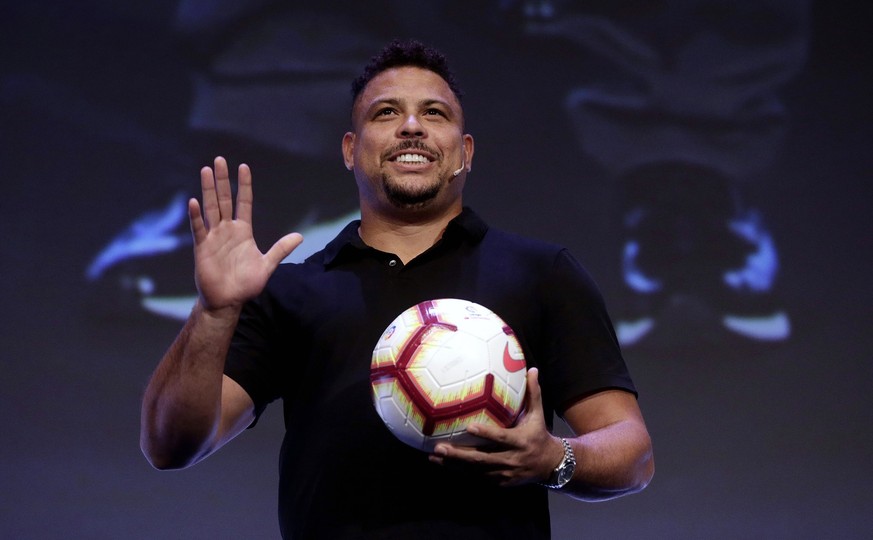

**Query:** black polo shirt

left=226, top=207, right=634, bottom=539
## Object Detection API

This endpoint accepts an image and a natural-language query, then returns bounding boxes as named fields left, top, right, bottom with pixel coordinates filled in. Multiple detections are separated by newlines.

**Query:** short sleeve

left=538, top=249, right=637, bottom=415
left=224, top=293, right=285, bottom=423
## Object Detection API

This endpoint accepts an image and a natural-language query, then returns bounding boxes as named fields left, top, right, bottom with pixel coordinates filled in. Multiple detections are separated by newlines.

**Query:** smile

left=392, top=153, right=432, bottom=164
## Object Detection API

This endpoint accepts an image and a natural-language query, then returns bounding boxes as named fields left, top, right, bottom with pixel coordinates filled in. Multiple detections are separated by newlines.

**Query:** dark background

left=1, top=1, right=871, bottom=538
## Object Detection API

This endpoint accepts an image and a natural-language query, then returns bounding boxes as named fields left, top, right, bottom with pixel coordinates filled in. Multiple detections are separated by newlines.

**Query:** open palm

left=189, top=157, right=302, bottom=312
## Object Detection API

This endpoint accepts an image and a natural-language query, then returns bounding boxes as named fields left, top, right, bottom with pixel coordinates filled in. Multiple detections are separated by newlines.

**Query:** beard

left=381, top=172, right=444, bottom=209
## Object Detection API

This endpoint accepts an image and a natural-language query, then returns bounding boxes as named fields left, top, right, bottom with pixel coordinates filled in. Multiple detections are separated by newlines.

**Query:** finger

left=428, top=452, right=493, bottom=475
left=235, top=163, right=253, bottom=223
left=465, top=422, right=508, bottom=444
left=213, top=156, right=234, bottom=221
left=188, top=198, right=207, bottom=244
left=433, top=442, right=486, bottom=462
left=264, top=233, right=304, bottom=268
left=200, top=165, right=219, bottom=229
left=521, top=367, right=546, bottom=423
left=434, top=444, right=512, bottom=476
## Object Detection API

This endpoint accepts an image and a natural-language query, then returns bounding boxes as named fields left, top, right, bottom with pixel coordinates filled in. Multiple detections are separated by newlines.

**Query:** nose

left=398, top=114, right=425, bottom=138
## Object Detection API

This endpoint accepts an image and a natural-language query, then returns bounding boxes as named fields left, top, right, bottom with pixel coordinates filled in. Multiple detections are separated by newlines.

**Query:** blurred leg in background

left=517, top=0, right=810, bottom=346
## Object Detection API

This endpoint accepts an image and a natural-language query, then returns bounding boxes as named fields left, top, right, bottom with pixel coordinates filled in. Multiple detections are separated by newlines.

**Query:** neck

left=358, top=204, right=462, bottom=264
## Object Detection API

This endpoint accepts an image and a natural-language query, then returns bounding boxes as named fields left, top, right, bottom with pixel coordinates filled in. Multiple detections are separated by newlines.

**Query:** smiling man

left=140, top=39, right=653, bottom=539
left=342, top=52, right=475, bottom=265
left=344, top=65, right=472, bottom=215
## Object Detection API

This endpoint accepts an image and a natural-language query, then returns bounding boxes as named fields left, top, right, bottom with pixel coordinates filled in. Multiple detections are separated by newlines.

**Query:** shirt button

left=388, top=259, right=398, bottom=267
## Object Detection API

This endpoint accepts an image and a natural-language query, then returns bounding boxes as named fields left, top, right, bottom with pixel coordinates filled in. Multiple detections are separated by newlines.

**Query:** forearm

left=561, top=418, right=654, bottom=501
left=140, top=301, right=241, bottom=469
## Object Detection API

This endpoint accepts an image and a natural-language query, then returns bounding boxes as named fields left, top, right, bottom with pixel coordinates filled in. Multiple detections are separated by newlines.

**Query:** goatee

left=382, top=173, right=442, bottom=208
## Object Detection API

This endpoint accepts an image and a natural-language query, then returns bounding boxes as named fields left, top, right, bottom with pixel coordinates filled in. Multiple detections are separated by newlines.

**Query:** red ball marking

left=370, top=309, right=520, bottom=436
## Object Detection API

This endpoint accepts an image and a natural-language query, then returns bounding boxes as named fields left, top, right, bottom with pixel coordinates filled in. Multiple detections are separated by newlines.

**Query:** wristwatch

left=541, top=437, right=576, bottom=490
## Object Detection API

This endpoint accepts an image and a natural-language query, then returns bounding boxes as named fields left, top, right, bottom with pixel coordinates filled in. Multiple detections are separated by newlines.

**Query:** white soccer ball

left=370, top=298, right=527, bottom=452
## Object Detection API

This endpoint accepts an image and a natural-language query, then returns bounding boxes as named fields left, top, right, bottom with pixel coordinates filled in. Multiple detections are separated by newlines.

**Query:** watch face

left=557, top=463, right=574, bottom=485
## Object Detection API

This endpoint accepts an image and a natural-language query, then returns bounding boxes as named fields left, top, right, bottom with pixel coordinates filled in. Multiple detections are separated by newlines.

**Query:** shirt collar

left=318, top=206, right=488, bottom=267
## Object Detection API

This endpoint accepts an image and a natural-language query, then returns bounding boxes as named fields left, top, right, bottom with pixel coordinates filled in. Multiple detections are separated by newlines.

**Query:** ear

left=342, top=132, right=355, bottom=171
left=463, top=133, right=474, bottom=173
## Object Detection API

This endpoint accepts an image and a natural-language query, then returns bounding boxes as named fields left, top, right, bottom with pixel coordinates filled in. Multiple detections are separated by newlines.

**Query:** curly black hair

left=350, top=39, right=464, bottom=106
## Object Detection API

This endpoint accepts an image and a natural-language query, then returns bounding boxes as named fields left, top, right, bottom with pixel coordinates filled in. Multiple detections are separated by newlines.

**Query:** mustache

left=382, top=140, right=441, bottom=161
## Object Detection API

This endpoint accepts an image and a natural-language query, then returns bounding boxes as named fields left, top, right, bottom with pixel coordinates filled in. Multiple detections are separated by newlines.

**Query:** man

left=140, top=40, right=653, bottom=538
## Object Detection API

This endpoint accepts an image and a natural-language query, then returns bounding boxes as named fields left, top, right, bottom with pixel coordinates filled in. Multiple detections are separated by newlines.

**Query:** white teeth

left=395, top=153, right=430, bottom=164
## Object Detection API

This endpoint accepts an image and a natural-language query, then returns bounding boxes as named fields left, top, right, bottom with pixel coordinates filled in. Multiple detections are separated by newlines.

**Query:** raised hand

left=188, top=157, right=303, bottom=313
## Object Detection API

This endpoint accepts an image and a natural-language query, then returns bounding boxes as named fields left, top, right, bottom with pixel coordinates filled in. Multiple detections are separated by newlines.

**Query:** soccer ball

left=370, top=298, right=527, bottom=452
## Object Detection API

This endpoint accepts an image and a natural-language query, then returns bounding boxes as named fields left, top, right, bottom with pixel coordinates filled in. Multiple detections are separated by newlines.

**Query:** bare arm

left=140, top=303, right=254, bottom=469
left=139, top=157, right=302, bottom=470
left=430, top=368, right=654, bottom=500
left=554, top=387, right=654, bottom=500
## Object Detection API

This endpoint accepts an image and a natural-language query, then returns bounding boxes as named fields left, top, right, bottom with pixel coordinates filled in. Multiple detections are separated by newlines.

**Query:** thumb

left=265, top=232, right=304, bottom=268
left=521, top=367, right=546, bottom=423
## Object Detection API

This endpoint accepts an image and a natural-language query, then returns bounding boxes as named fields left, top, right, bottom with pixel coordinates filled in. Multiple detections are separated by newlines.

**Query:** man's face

left=343, top=66, right=474, bottom=214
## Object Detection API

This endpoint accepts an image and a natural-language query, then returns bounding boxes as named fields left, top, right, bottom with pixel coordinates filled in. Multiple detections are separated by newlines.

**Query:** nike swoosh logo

left=503, top=342, right=526, bottom=373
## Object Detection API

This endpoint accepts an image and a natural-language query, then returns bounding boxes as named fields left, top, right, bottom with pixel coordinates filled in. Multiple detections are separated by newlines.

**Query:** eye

left=424, top=108, right=445, bottom=117
left=375, top=107, right=397, bottom=117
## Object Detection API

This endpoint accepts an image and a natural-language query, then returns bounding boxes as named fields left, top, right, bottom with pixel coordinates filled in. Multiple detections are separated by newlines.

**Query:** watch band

left=541, top=437, right=576, bottom=490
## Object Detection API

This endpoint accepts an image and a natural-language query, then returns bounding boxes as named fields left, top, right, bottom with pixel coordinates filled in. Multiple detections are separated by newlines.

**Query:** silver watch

left=541, top=437, right=576, bottom=490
